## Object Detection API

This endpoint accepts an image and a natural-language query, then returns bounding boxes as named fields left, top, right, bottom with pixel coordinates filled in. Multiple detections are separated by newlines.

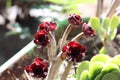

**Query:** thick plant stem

left=61, top=61, right=73, bottom=80
left=60, top=24, right=72, bottom=50
left=47, top=32, right=84, bottom=80
left=47, top=32, right=57, bottom=63
left=71, top=32, right=84, bottom=41
left=47, top=52, right=65, bottom=80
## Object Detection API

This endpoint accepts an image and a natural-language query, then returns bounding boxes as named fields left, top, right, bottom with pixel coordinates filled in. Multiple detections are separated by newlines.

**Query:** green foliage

left=89, top=17, right=100, bottom=33
left=90, top=54, right=110, bottom=64
left=102, top=18, right=110, bottom=31
left=88, top=62, right=103, bottom=80
left=102, top=73, right=118, bottom=80
left=80, top=70, right=90, bottom=80
left=89, top=16, right=119, bottom=54
left=109, top=16, right=119, bottom=40
left=99, top=47, right=107, bottom=54
left=89, top=16, right=119, bottom=41
left=77, top=61, right=89, bottom=80
left=76, top=54, right=120, bottom=80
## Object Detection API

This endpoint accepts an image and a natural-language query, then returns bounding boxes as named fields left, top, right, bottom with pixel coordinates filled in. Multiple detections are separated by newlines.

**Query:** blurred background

left=0, top=0, right=97, bottom=65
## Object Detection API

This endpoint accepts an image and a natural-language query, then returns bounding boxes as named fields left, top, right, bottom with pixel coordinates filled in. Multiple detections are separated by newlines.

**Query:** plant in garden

left=25, top=58, right=49, bottom=79
left=76, top=54, right=120, bottom=80
left=89, top=16, right=120, bottom=54
left=25, top=14, right=96, bottom=80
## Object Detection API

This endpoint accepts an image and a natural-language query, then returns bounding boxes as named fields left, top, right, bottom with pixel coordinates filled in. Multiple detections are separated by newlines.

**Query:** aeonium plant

left=24, top=14, right=96, bottom=80
left=76, top=54, right=120, bottom=80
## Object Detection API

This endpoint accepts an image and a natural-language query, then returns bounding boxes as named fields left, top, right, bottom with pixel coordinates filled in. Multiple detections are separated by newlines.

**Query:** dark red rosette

left=39, top=22, right=57, bottom=31
left=62, top=41, right=86, bottom=62
left=82, top=23, right=96, bottom=37
left=34, top=30, right=50, bottom=47
left=68, top=14, right=83, bottom=27
left=25, top=58, right=49, bottom=78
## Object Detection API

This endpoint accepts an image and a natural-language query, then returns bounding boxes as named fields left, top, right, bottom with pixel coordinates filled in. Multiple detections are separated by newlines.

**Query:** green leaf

left=102, top=73, right=118, bottom=80
left=102, top=18, right=110, bottom=31
left=99, top=47, right=107, bottom=54
left=89, top=17, right=100, bottom=33
left=111, top=70, right=120, bottom=79
left=80, top=70, right=90, bottom=80
left=77, top=61, right=89, bottom=80
left=95, top=64, right=119, bottom=80
left=109, top=16, right=119, bottom=40
left=88, top=62, right=104, bottom=80
left=102, top=63, right=119, bottom=74
left=90, top=54, right=110, bottom=64
left=109, top=58, right=120, bottom=68
left=109, top=28, right=117, bottom=40
left=95, top=73, right=103, bottom=80
left=110, top=16, right=119, bottom=31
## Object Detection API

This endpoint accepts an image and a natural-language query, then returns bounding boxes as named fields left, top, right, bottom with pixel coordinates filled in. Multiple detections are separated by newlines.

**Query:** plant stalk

left=47, top=32, right=57, bottom=63
left=61, top=61, right=73, bottom=80
left=71, top=32, right=84, bottom=41
left=47, top=52, right=66, bottom=80
left=60, top=24, right=72, bottom=50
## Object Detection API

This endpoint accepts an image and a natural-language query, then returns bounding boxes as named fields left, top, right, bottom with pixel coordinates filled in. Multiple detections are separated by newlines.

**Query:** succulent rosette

left=82, top=23, right=96, bottom=37
left=68, top=14, right=83, bottom=27
left=25, top=58, right=49, bottom=78
left=62, top=41, right=86, bottom=62
left=34, top=30, right=50, bottom=47
left=39, top=22, right=57, bottom=31
left=77, top=54, right=120, bottom=80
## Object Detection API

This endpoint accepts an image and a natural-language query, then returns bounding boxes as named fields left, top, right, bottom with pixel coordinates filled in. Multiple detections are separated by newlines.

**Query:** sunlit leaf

left=77, top=61, right=89, bottom=80
left=99, top=47, right=107, bottom=54
left=102, top=63, right=119, bottom=73
left=80, top=70, right=90, bottom=80
left=109, top=16, right=119, bottom=31
left=109, top=16, right=119, bottom=40
left=90, top=54, right=110, bottom=64
left=89, top=17, right=100, bottom=33
left=109, top=58, right=120, bottom=68
left=109, top=28, right=117, bottom=40
left=102, top=18, right=110, bottom=32
left=88, top=62, right=104, bottom=80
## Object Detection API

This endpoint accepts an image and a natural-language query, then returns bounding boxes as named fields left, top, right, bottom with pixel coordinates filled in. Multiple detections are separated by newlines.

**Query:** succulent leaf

left=88, top=62, right=104, bottom=80
left=77, top=61, right=89, bottom=80
left=90, top=54, right=110, bottom=64
left=102, top=73, right=118, bottom=80
left=80, top=70, right=90, bottom=80
left=77, top=54, right=120, bottom=80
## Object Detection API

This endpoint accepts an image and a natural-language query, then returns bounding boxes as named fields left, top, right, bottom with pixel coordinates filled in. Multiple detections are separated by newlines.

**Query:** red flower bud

left=34, top=30, right=49, bottom=47
left=82, top=23, right=96, bottom=37
left=39, top=22, right=57, bottom=31
left=68, top=14, right=83, bottom=27
left=62, top=41, right=86, bottom=62
left=25, top=58, right=49, bottom=78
